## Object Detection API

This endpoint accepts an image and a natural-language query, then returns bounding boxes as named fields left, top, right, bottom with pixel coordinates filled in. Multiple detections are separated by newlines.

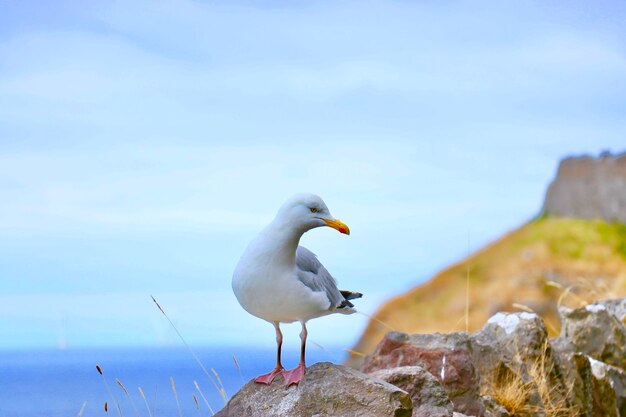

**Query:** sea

left=0, top=346, right=342, bottom=417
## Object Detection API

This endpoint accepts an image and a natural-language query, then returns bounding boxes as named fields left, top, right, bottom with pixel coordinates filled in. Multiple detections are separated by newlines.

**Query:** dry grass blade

left=193, top=394, right=200, bottom=416
left=116, top=379, right=130, bottom=397
left=355, top=311, right=396, bottom=331
left=232, top=355, right=244, bottom=384
left=465, top=264, right=470, bottom=332
left=77, top=401, right=87, bottom=417
left=465, top=235, right=471, bottom=333
left=510, top=303, right=560, bottom=334
left=311, top=340, right=337, bottom=362
left=557, top=285, right=589, bottom=309
left=211, top=368, right=228, bottom=402
left=151, top=295, right=225, bottom=404
left=95, top=364, right=123, bottom=417
left=194, top=380, right=215, bottom=416
left=170, top=377, right=183, bottom=417
left=116, top=378, right=141, bottom=417
left=137, top=387, right=154, bottom=417
left=481, top=368, right=534, bottom=415
left=545, top=280, right=563, bottom=290
left=512, top=303, right=535, bottom=313
left=527, top=342, right=579, bottom=417
left=343, top=348, right=366, bottom=358
left=481, top=340, right=579, bottom=417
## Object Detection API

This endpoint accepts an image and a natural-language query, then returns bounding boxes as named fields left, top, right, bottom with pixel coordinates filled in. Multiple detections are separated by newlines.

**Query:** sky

left=0, top=0, right=625, bottom=351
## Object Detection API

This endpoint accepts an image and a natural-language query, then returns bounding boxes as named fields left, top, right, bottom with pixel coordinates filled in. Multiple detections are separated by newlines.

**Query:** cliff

left=348, top=152, right=626, bottom=368
left=543, top=151, right=626, bottom=223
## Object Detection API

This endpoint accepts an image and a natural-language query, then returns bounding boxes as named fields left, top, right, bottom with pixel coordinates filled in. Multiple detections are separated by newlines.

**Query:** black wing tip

left=338, top=299, right=355, bottom=309
left=340, top=290, right=363, bottom=300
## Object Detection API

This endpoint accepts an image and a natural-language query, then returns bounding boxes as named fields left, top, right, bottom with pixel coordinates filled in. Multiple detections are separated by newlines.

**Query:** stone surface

left=588, top=356, right=620, bottom=417
left=601, top=298, right=626, bottom=323
left=362, top=331, right=484, bottom=417
left=479, top=396, right=510, bottom=417
left=369, top=365, right=453, bottom=417
left=471, top=312, right=569, bottom=412
left=472, top=312, right=550, bottom=367
left=214, top=362, right=412, bottom=417
left=542, top=151, right=626, bottom=222
left=588, top=356, right=626, bottom=416
left=551, top=336, right=595, bottom=417
left=221, top=299, right=626, bottom=417
left=560, top=301, right=626, bottom=370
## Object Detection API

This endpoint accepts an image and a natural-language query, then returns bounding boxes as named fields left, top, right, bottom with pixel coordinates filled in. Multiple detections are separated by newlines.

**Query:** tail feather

left=340, top=290, right=363, bottom=300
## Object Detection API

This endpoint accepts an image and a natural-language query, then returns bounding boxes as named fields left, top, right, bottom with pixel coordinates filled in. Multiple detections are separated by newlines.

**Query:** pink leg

left=283, top=321, right=307, bottom=386
left=255, top=322, right=284, bottom=385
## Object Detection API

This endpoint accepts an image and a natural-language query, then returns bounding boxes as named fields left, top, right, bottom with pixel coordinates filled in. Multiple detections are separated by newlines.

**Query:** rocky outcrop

left=369, top=366, right=454, bottom=417
left=214, top=362, right=412, bottom=417
left=543, top=151, right=626, bottom=222
left=362, top=332, right=483, bottom=416
left=560, top=302, right=626, bottom=369
left=218, top=299, right=626, bottom=416
left=360, top=298, right=626, bottom=417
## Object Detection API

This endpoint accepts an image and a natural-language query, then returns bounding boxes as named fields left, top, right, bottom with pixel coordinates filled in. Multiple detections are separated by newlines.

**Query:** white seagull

left=232, top=193, right=362, bottom=386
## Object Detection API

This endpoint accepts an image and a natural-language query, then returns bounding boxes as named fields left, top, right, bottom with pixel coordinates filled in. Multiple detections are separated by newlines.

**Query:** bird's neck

left=262, top=220, right=305, bottom=265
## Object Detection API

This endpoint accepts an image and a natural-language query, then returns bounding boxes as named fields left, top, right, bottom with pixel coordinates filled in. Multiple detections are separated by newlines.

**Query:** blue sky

left=0, top=0, right=625, bottom=350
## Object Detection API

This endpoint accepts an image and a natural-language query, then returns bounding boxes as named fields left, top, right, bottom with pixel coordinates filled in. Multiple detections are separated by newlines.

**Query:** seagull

left=232, top=193, right=362, bottom=386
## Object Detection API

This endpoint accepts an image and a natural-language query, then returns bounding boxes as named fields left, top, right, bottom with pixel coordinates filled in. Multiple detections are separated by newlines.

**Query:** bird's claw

left=282, top=363, right=306, bottom=386
left=254, top=367, right=284, bottom=385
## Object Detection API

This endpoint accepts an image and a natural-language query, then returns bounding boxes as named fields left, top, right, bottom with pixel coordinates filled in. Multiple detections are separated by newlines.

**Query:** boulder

left=588, top=356, right=626, bottom=417
left=600, top=298, right=626, bottom=323
left=551, top=336, right=595, bottom=416
left=362, top=331, right=484, bottom=416
left=369, top=365, right=453, bottom=417
left=471, top=312, right=551, bottom=371
left=560, top=302, right=626, bottom=370
left=471, top=312, right=568, bottom=413
left=214, top=362, right=412, bottom=417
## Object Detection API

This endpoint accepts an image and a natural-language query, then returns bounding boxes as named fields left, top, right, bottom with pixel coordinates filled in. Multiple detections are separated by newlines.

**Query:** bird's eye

left=310, top=207, right=318, bottom=213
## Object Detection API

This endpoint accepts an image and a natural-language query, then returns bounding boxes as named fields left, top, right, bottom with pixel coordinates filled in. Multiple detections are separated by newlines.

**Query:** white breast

left=232, top=237, right=331, bottom=323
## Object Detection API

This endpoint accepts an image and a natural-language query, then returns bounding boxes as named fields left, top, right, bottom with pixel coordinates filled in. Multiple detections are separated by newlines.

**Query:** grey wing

left=296, top=246, right=357, bottom=310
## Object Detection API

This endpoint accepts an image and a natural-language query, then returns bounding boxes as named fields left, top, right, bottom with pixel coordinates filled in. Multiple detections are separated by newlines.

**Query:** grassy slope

left=348, top=217, right=626, bottom=367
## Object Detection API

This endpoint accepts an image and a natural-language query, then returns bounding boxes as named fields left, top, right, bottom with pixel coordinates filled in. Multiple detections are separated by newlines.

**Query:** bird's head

left=276, top=193, right=350, bottom=235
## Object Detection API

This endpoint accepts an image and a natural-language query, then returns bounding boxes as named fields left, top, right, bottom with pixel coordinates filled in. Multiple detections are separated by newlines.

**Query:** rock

left=471, top=312, right=563, bottom=411
left=551, top=336, right=595, bottom=416
left=542, top=152, right=626, bottom=223
left=369, top=365, right=453, bottom=417
left=559, top=302, right=626, bottom=370
left=362, top=331, right=484, bottom=416
left=472, top=312, right=550, bottom=369
left=214, top=362, right=412, bottom=417
left=479, top=396, right=510, bottom=417
left=600, top=298, right=626, bottom=323
left=353, top=301, right=626, bottom=417
left=588, top=356, right=626, bottom=416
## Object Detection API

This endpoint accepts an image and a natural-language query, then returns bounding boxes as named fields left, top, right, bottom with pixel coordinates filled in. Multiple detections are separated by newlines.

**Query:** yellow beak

left=322, top=218, right=350, bottom=235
